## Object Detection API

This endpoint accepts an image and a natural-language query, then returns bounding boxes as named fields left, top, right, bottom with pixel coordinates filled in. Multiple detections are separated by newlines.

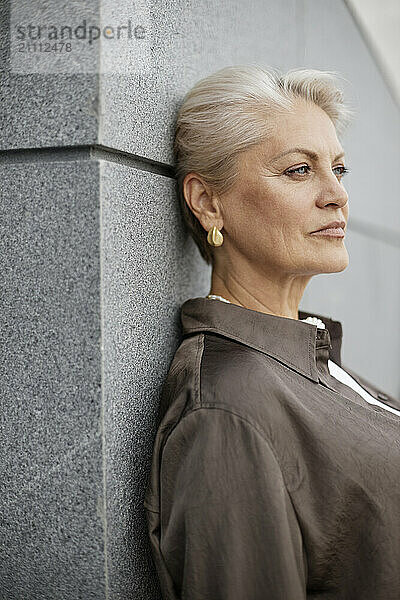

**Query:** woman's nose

left=317, top=176, right=348, bottom=208
left=322, top=192, right=348, bottom=208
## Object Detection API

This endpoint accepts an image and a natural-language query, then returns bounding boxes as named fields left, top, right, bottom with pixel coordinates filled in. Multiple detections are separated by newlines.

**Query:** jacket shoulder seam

left=160, top=332, right=205, bottom=445
left=194, top=332, right=205, bottom=409
left=181, top=404, right=286, bottom=486
left=143, top=501, right=159, bottom=513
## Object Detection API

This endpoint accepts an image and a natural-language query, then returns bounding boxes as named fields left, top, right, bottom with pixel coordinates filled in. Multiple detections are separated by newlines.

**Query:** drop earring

left=207, top=226, right=224, bottom=247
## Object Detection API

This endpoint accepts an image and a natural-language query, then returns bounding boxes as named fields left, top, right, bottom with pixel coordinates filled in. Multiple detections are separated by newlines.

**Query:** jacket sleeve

left=159, top=407, right=307, bottom=600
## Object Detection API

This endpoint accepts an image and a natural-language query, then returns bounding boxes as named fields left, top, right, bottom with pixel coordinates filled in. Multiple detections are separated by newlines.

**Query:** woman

left=143, top=65, right=400, bottom=599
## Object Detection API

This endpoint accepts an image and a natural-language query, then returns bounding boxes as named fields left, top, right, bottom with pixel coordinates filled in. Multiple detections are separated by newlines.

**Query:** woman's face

left=219, top=99, right=349, bottom=277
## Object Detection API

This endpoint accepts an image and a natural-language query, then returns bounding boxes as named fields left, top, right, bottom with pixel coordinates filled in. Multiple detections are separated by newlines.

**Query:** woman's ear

left=182, top=173, right=223, bottom=232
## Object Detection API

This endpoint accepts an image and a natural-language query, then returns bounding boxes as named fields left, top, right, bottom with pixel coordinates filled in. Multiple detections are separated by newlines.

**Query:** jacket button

left=377, top=392, right=389, bottom=400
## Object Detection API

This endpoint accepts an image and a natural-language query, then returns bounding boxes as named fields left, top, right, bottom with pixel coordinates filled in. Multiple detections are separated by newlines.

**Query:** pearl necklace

left=205, top=294, right=326, bottom=329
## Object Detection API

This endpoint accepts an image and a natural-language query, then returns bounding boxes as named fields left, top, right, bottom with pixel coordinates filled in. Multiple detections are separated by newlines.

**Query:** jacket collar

left=180, top=297, right=343, bottom=383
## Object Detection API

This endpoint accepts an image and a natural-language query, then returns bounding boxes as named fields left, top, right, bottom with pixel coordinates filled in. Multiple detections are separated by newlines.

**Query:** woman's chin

left=318, top=253, right=349, bottom=273
left=305, top=246, right=349, bottom=274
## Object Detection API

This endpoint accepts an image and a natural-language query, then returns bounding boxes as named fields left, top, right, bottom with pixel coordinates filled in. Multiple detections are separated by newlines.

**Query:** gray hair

left=173, top=64, right=356, bottom=266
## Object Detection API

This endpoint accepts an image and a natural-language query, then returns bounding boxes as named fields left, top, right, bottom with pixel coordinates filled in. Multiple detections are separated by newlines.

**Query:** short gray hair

left=173, top=64, right=356, bottom=266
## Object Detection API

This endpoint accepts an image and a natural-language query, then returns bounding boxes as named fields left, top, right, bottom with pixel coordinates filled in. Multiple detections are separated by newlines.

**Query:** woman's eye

left=285, top=165, right=311, bottom=176
left=333, top=166, right=350, bottom=177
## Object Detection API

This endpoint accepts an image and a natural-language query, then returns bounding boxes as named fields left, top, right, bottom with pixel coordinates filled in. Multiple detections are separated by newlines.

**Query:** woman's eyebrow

left=271, top=147, right=345, bottom=162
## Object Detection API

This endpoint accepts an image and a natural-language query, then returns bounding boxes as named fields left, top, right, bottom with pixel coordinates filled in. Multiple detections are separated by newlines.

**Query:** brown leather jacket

left=144, top=297, right=400, bottom=599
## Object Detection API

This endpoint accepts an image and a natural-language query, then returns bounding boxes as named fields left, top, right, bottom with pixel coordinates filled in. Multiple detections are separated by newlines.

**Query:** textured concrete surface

left=0, top=0, right=399, bottom=598
left=0, top=161, right=105, bottom=599
left=0, top=0, right=100, bottom=150
left=99, top=162, right=210, bottom=599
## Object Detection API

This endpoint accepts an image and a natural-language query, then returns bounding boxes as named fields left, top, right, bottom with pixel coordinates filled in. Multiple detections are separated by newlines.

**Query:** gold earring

left=207, top=226, right=224, bottom=247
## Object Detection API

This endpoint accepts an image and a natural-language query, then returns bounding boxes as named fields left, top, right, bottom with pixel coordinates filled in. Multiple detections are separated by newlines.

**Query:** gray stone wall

left=0, top=0, right=398, bottom=598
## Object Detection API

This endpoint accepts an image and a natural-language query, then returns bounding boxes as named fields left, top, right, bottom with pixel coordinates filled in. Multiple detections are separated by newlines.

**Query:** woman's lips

left=310, top=227, right=345, bottom=238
